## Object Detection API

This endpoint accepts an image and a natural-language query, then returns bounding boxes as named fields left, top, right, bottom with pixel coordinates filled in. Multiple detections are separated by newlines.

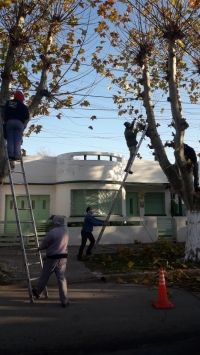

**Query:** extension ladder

left=3, top=136, right=48, bottom=302
left=90, top=124, right=149, bottom=259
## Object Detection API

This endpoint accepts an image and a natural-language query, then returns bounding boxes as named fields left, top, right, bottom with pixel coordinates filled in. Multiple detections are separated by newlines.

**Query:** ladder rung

left=25, top=248, right=39, bottom=251
left=90, top=123, right=148, bottom=258
left=11, top=171, right=24, bottom=174
left=4, top=145, right=45, bottom=296
left=28, top=262, right=41, bottom=266
left=20, top=221, right=34, bottom=223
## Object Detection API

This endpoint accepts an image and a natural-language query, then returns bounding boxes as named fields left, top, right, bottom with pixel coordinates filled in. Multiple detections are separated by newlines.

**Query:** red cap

left=14, top=90, right=24, bottom=102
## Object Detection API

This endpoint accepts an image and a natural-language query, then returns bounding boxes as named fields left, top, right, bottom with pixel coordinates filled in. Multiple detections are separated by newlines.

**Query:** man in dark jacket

left=4, top=90, right=29, bottom=161
left=77, top=206, right=106, bottom=261
left=184, top=144, right=200, bottom=191
left=124, top=120, right=138, bottom=174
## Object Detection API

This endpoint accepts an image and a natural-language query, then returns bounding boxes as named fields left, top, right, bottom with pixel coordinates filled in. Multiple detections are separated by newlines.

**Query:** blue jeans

left=6, top=119, right=24, bottom=158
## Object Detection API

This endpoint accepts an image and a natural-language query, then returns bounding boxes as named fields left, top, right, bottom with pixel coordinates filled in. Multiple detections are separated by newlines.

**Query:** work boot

left=10, top=161, right=15, bottom=170
left=86, top=251, right=92, bottom=256
left=61, top=301, right=69, bottom=308
left=129, top=171, right=133, bottom=174
left=32, top=288, right=40, bottom=299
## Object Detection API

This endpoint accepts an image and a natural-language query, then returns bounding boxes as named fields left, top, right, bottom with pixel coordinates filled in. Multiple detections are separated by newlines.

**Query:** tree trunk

left=185, top=210, right=200, bottom=262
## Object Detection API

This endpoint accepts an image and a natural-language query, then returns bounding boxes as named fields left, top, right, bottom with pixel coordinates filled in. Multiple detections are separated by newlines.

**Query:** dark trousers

left=125, top=146, right=136, bottom=171
left=193, top=162, right=199, bottom=189
left=78, top=231, right=95, bottom=258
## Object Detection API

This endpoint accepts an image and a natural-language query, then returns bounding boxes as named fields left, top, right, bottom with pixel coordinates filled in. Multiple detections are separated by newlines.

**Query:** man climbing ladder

left=1, top=93, right=47, bottom=303
left=90, top=123, right=149, bottom=260
left=124, top=119, right=138, bottom=174
left=4, top=91, right=29, bottom=161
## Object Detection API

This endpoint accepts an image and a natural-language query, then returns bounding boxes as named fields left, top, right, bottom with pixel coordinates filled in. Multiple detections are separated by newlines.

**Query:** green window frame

left=144, top=192, right=165, bottom=216
left=71, top=189, right=122, bottom=216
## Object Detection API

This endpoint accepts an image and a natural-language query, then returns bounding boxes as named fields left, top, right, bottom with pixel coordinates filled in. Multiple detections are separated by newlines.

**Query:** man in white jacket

left=32, top=215, right=69, bottom=308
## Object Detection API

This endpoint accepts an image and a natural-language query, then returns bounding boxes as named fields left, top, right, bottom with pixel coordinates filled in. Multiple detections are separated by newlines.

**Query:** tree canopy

left=1, top=1, right=106, bottom=125
left=1, top=0, right=200, bottom=259
left=91, top=0, right=200, bottom=207
left=90, top=0, right=200, bottom=260
left=0, top=0, right=99, bottom=181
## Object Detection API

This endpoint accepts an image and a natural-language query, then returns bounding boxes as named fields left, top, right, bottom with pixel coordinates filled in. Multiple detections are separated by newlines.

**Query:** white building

left=0, top=151, right=187, bottom=246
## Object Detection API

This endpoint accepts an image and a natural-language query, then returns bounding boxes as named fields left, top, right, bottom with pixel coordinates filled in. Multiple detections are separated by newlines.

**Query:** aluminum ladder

left=3, top=136, right=48, bottom=302
left=90, top=124, right=149, bottom=259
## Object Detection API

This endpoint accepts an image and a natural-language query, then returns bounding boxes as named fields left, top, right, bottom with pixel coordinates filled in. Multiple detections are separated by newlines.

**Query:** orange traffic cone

left=152, top=267, right=174, bottom=309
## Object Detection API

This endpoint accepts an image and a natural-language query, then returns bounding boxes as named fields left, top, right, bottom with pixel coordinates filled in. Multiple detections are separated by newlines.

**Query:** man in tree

left=4, top=91, right=29, bottom=161
left=91, top=0, right=200, bottom=261
left=184, top=144, right=200, bottom=192
left=124, top=119, right=138, bottom=174
left=77, top=206, right=106, bottom=261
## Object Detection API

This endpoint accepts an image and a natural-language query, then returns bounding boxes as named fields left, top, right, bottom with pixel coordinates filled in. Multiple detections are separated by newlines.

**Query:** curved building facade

left=0, top=151, right=183, bottom=245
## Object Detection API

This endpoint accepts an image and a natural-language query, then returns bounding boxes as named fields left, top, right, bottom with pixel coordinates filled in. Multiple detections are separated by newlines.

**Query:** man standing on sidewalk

left=77, top=206, right=106, bottom=261
left=32, top=215, right=69, bottom=308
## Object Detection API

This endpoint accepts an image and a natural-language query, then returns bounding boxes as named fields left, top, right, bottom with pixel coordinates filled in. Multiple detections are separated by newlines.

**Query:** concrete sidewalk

left=0, top=244, right=119, bottom=284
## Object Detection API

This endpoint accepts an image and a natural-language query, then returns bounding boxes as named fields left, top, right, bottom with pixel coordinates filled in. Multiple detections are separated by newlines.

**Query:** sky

left=22, top=73, right=200, bottom=164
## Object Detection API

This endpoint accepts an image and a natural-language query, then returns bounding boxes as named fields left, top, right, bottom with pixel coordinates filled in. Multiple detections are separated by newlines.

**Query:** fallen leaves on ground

left=116, top=269, right=200, bottom=292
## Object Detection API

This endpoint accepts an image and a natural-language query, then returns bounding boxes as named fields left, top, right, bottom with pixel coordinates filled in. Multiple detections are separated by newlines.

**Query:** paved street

left=1, top=281, right=200, bottom=354
left=1, top=245, right=200, bottom=354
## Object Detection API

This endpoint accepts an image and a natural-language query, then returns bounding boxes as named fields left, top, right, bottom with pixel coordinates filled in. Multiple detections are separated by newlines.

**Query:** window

left=10, top=200, right=13, bottom=209
left=42, top=200, right=46, bottom=209
left=72, top=154, right=120, bottom=161
left=99, top=156, right=111, bottom=161
left=32, top=200, right=35, bottom=209
left=21, top=200, right=24, bottom=209
left=144, top=192, right=165, bottom=215
left=71, top=189, right=122, bottom=216
left=85, top=155, right=98, bottom=160
left=130, top=198, right=133, bottom=214
left=126, top=192, right=139, bottom=216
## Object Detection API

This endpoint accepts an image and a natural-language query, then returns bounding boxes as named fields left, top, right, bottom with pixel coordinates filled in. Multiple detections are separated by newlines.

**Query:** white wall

left=4, top=156, right=56, bottom=184
left=56, top=152, right=125, bottom=183
left=67, top=216, right=159, bottom=246
left=174, top=217, right=187, bottom=242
